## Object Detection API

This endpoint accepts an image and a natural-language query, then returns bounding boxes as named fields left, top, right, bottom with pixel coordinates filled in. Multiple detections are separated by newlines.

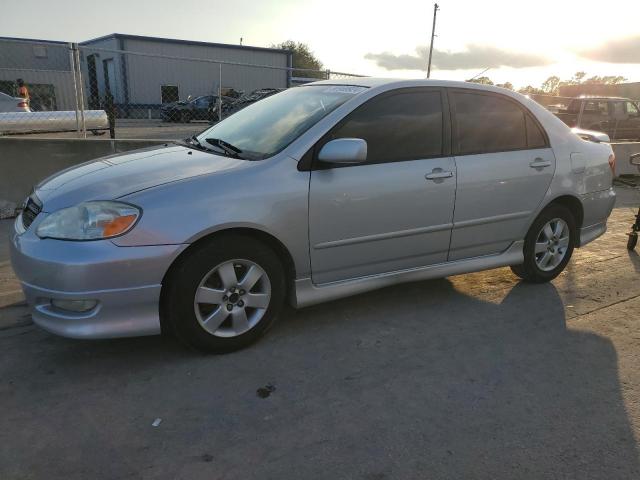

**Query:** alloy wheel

left=193, top=259, right=271, bottom=338
left=534, top=218, right=570, bottom=272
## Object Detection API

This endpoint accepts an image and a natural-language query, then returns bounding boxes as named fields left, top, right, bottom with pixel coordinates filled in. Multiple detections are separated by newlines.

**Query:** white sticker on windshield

left=323, top=86, right=367, bottom=95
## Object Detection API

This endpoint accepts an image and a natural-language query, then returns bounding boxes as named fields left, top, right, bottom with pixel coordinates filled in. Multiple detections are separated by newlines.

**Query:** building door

left=86, top=54, right=99, bottom=109
left=103, top=59, right=116, bottom=98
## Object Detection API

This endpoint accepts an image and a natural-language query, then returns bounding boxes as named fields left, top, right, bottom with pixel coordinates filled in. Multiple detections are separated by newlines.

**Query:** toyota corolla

left=10, top=79, right=616, bottom=352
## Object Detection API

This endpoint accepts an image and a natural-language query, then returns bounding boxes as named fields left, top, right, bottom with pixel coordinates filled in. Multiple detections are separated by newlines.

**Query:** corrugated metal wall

left=122, top=38, right=290, bottom=105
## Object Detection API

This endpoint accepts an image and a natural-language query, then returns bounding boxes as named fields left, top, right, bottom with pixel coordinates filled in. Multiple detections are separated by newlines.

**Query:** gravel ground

left=1, top=187, right=639, bottom=480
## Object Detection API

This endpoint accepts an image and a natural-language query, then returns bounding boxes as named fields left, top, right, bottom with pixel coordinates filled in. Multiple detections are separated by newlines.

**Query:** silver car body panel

left=9, top=78, right=616, bottom=339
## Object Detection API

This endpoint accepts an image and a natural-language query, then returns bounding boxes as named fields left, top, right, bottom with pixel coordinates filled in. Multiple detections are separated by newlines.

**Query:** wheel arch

left=159, top=227, right=297, bottom=333
left=542, top=195, right=584, bottom=245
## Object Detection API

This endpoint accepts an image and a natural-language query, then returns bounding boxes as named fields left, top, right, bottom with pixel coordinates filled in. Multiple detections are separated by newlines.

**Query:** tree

left=541, top=76, right=560, bottom=95
left=271, top=40, right=325, bottom=79
left=495, top=82, right=514, bottom=90
left=583, top=75, right=627, bottom=85
left=466, top=76, right=494, bottom=85
left=518, top=85, right=545, bottom=95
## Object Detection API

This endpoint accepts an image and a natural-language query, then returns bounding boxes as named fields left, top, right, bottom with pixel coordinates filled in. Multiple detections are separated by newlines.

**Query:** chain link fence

left=0, top=37, right=365, bottom=140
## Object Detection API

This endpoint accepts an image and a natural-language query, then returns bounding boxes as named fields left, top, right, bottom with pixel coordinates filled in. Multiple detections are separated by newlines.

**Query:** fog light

left=51, top=299, right=98, bottom=313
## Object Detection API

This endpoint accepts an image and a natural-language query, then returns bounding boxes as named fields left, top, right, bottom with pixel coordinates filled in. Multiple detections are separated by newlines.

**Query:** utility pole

left=427, top=2, right=439, bottom=78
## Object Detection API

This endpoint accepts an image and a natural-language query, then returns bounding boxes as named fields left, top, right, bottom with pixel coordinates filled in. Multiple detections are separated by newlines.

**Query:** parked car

left=0, top=91, right=31, bottom=113
left=161, top=95, right=218, bottom=123
left=555, top=96, right=640, bottom=140
left=214, top=88, right=284, bottom=120
left=11, top=79, right=616, bottom=353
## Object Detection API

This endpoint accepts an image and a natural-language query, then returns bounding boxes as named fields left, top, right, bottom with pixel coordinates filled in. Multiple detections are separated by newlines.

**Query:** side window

left=626, top=102, right=639, bottom=116
left=584, top=101, right=608, bottom=115
left=195, top=97, right=210, bottom=108
left=452, top=92, right=527, bottom=154
left=328, top=90, right=443, bottom=164
left=526, top=114, right=547, bottom=149
left=611, top=102, right=625, bottom=118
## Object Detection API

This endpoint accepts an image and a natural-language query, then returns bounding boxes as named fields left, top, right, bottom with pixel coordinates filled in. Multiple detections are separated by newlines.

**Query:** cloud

left=579, top=36, right=640, bottom=63
left=365, top=45, right=552, bottom=71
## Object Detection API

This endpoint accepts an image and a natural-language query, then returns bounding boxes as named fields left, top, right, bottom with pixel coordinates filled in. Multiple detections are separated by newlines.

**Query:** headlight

left=36, top=201, right=141, bottom=240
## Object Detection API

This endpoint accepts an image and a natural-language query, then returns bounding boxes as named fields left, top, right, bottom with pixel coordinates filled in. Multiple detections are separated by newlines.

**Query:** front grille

left=22, top=195, right=42, bottom=230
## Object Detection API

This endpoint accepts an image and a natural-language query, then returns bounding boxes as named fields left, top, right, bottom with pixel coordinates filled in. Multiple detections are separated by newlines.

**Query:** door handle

left=425, top=169, right=453, bottom=180
left=529, top=158, right=552, bottom=169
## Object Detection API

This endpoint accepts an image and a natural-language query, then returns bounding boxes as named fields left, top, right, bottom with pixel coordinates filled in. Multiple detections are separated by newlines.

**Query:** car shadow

left=1, top=277, right=638, bottom=479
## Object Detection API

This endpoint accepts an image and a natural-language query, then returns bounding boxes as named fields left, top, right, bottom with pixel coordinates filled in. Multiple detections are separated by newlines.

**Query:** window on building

left=161, top=85, right=179, bottom=104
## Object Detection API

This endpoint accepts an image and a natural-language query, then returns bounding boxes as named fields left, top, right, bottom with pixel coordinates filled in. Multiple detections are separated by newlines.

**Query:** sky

left=1, top=0, right=639, bottom=89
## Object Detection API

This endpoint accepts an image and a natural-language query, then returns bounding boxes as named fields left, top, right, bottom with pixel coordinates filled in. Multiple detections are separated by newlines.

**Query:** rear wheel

left=511, top=205, right=576, bottom=283
left=163, top=235, right=286, bottom=353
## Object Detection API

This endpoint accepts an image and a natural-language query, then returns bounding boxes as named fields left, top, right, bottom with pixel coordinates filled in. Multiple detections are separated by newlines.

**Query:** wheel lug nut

left=229, top=287, right=236, bottom=293
left=226, top=304, right=233, bottom=311
left=239, top=290, right=245, bottom=295
left=237, top=300, right=244, bottom=307
left=222, top=295, right=228, bottom=301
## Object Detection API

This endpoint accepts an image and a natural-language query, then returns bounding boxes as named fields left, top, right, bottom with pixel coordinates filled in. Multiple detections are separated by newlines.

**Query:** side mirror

left=317, top=138, right=367, bottom=165
left=630, top=153, right=640, bottom=166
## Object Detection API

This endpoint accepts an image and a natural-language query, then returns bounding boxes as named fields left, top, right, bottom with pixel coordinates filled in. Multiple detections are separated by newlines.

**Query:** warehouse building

left=1, top=34, right=293, bottom=116
left=0, top=37, right=77, bottom=110
left=79, top=33, right=293, bottom=116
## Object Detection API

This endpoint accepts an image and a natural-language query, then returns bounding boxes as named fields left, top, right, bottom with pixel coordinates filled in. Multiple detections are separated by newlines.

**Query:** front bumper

left=10, top=215, right=187, bottom=339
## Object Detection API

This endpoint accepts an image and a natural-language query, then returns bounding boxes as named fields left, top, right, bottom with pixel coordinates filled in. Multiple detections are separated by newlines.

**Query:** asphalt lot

left=1, top=187, right=640, bottom=479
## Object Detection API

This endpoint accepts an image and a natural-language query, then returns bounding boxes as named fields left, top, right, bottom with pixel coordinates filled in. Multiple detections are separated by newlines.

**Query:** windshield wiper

left=173, top=135, right=210, bottom=152
left=205, top=138, right=244, bottom=158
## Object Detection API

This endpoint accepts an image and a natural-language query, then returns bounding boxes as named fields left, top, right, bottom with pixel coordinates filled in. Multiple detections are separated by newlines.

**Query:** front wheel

left=511, top=205, right=576, bottom=283
left=163, top=235, right=286, bottom=353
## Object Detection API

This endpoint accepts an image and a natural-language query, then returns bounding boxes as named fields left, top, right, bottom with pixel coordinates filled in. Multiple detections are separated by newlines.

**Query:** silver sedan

left=10, top=79, right=616, bottom=352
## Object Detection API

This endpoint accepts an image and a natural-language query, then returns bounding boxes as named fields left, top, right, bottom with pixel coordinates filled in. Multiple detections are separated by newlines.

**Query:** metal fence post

left=218, top=64, right=222, bottom=122
left=72, top=45, right=87, bottom=138
left=68, top=42, right=81, bottom=135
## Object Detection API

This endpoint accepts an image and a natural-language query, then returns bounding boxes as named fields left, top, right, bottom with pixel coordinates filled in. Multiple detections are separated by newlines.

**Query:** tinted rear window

left=452, top=92, right=527, bottom=155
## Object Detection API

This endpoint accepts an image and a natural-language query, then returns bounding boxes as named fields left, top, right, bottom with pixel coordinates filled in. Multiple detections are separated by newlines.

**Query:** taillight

left=608, top=153, right=616, bottom=174
left=17, top=101, right=27, bottom=108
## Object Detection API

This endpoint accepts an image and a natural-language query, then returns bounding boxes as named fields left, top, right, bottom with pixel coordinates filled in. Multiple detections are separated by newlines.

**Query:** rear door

left=447, top=89, right=555, bottom=261
left=308, top=88, right=457, bottom=284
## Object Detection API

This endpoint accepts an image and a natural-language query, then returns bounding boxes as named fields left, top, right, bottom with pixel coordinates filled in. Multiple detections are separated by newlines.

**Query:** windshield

left=195, top=85, right=366, bottom=160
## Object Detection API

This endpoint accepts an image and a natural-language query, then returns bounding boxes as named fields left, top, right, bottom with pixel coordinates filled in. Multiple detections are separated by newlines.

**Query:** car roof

left=305, top=77, right=523, bottom=96
left=576, top=95, right=632, bottom=101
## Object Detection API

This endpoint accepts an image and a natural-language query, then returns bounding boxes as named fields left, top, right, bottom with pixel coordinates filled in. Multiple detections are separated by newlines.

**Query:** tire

left=511, top=205, right=576, bottom=283
left=163, top=234, right=286, bottom=353
left=181, top=111, right=191, bottom=123
left=628, top=232, right=638, bottom=251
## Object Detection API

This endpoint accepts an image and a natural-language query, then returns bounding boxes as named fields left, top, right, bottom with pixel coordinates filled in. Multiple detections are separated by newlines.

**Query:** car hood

left=35, top=144, right=248, bottom=211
